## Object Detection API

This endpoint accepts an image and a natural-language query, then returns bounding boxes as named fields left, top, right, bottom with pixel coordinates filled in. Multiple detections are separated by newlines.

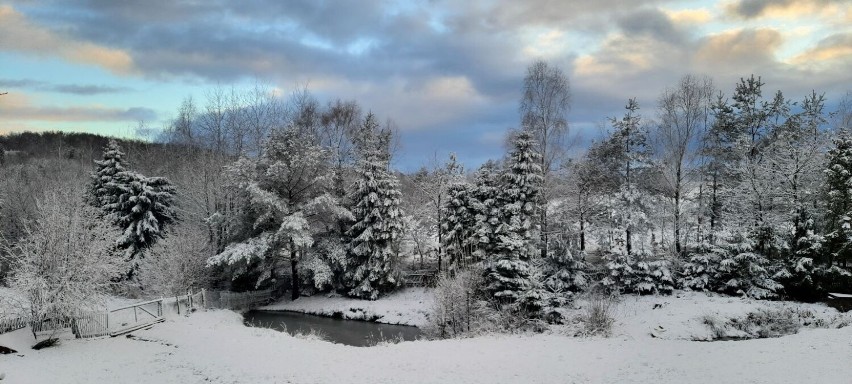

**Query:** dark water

left=243, top=310, right=422, bottom=347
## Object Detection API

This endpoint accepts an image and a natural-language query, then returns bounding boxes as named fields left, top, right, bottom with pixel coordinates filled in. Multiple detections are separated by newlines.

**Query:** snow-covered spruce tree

left=106, top=171, right=177, bottom=278
left=208, top=127, right=347, bottom=298
left=602, top=249, right=674, bottom=295
left=823, top=132, right=852, bottom=268
left=470, top=160, right=502, bottom=262
left=87, top=139, right=129, bottom=209
left=345, top=113, right=404, bottom=300
left=485, top=131, right=544, bottom=313
left=603, top=98, right=653, bottom=254
left=679, top=241, right=729, bottom=291
left=540, top=238, right=587, bottom=297
left=716, top=236, right=782, bottom=299
left=442, top=161, right=476, bottom=270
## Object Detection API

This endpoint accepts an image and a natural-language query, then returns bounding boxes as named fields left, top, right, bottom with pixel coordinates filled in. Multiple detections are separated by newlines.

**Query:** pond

left=243, top=310, right=422, bottom=347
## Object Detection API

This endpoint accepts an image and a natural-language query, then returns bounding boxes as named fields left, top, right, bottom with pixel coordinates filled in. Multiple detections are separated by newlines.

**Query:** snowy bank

left=1, top=309, right=851, bottom=383
left=571, top=291, right=852, bottom=341
left=259, top=287, right=433, bottom=326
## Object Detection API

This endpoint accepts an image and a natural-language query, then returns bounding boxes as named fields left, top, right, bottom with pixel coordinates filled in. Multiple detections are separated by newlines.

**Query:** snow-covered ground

left=1, top=309, right=851, bottom=384
left=2, top=290, right=851, bottom=383
left=567, top=291, right=851, bottom=341
left=259, top=287, right=433, bottom=326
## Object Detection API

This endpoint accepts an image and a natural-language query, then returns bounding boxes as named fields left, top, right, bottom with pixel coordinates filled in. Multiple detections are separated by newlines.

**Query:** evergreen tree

left=716, top=236, right=781, bottom=299
left=107, top=172, right=177, bottom=277
left=470, top=161, right=502, bottom=262
left=823, top=133, right=852, bottom=267
left=442, top=166, right=476, bottom=270
left=88, top=139, right=129, bottom=209
left=208, top=127, right=345, bottom=297
left=486, top=131, right=544, bottom=312
left=607, top=98, right=652, bottom=254
left=345, top=113, right=404, bottom=299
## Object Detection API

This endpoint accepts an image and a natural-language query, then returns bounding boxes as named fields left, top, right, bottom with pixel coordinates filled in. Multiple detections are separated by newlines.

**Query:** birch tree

left=520, top=60, right=571, bottom=258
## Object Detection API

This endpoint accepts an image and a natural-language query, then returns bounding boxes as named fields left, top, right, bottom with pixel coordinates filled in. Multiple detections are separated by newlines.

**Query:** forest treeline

left=1, top=61, right=851, bottom=331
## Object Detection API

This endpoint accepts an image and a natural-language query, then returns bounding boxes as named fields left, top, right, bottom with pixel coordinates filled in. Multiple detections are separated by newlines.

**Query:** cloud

left=790, top=33, right=852, bottom=68
left=0, top=79, right=133, bottom=95
left=2, top=0, right=851, bottom=169
left=724, top=0, right=850, bottom=22
left=0, top=93, right=156, bottom=122
left=663, top=8, right=713, bottom=24
left=694, top=28, right=783, bottom=73
left=0, top=5, right=134, bottom=74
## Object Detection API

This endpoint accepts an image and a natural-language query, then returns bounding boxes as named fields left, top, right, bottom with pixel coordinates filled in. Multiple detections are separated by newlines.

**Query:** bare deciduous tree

left=520, top=60, right=571, bottom=258
left=655, top=75, right=714, bottom=254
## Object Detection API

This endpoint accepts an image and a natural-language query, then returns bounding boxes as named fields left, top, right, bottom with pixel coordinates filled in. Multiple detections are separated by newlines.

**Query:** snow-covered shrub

left=541, top=242, right=588, bottom=296
left=679, top=242, right=728, bottom=291
left=137, top=223, right=212, bottom=296
left=6, top=191, right=122, bottom=331
left=774, top=258, right=852, bottom=302
left=717, top=239, right=782, bottom=299
left=578, top=294, right=616, bottom=337
left=425, top=267, right=489, bottom=339
left=601, top=252, right=674, bottom=295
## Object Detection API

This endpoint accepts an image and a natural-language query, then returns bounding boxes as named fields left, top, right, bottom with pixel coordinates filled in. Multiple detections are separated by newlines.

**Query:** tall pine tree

left=88, top=139, right=129, bottom=209
left=470, top=160, right=502, bottom=262
left=107, top=172, right=176, bottom=277
left=89, top=140, right=177, bottom=278
left=486, top=131, right=543, bottom=312
left=823, top=133, right=852, bottom=267
left=345, top=113, right=404, bottom=299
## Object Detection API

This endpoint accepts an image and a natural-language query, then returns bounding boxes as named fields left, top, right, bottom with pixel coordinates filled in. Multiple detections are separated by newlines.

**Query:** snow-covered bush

left=541, top=242, right=588, bottom=296
left=578, top=293, right=617, bottom=337
left=774, top=258, right=852, bottom=302
left=5, top=191, right=122, bottom=330
left=679, top=242, right=728, bottom=291
left=137, top=224, right=212, bottom=296
left=601, top=252, right=674, bottom=295
left=717, top=242, right=782, bottom=299
left=425, top=267, right=488, bottom=339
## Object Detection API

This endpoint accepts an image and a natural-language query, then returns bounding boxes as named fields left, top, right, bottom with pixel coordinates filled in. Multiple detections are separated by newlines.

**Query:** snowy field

left=1, top=309, right=850, bottom=384
left=2, top=290, right=851, bottom=383
left=260, top=287, right=433, bottom=326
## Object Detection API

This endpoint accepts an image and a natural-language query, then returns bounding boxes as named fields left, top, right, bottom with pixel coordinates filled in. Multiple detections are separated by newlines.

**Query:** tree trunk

left=626, top=229, right=632, bottom=255
left=674, top=199, right=681, bottom=254
left=290, top=251, right=300, bottom=301
left=709, top=171, right=719, bottom=245
left=541, top=208, right=548, bottom=259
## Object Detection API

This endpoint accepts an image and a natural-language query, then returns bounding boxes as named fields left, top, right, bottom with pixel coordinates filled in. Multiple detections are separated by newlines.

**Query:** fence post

left=134, top=306, right=138, bottom=323
left=175, top=295, right=180, bottom=315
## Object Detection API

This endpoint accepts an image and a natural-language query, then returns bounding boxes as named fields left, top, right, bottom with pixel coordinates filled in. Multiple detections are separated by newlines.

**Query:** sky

left=0, top=0, right=850, bottom=170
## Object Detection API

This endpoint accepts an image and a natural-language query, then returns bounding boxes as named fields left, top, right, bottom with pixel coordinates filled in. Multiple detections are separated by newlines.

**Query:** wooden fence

left=0, top=317, right=27, bottom=334
left=205, top=289, right=273, bottom=309
left=0, top=288, right=274, bottom=339
left=108, top=298, right=165, bottom=336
